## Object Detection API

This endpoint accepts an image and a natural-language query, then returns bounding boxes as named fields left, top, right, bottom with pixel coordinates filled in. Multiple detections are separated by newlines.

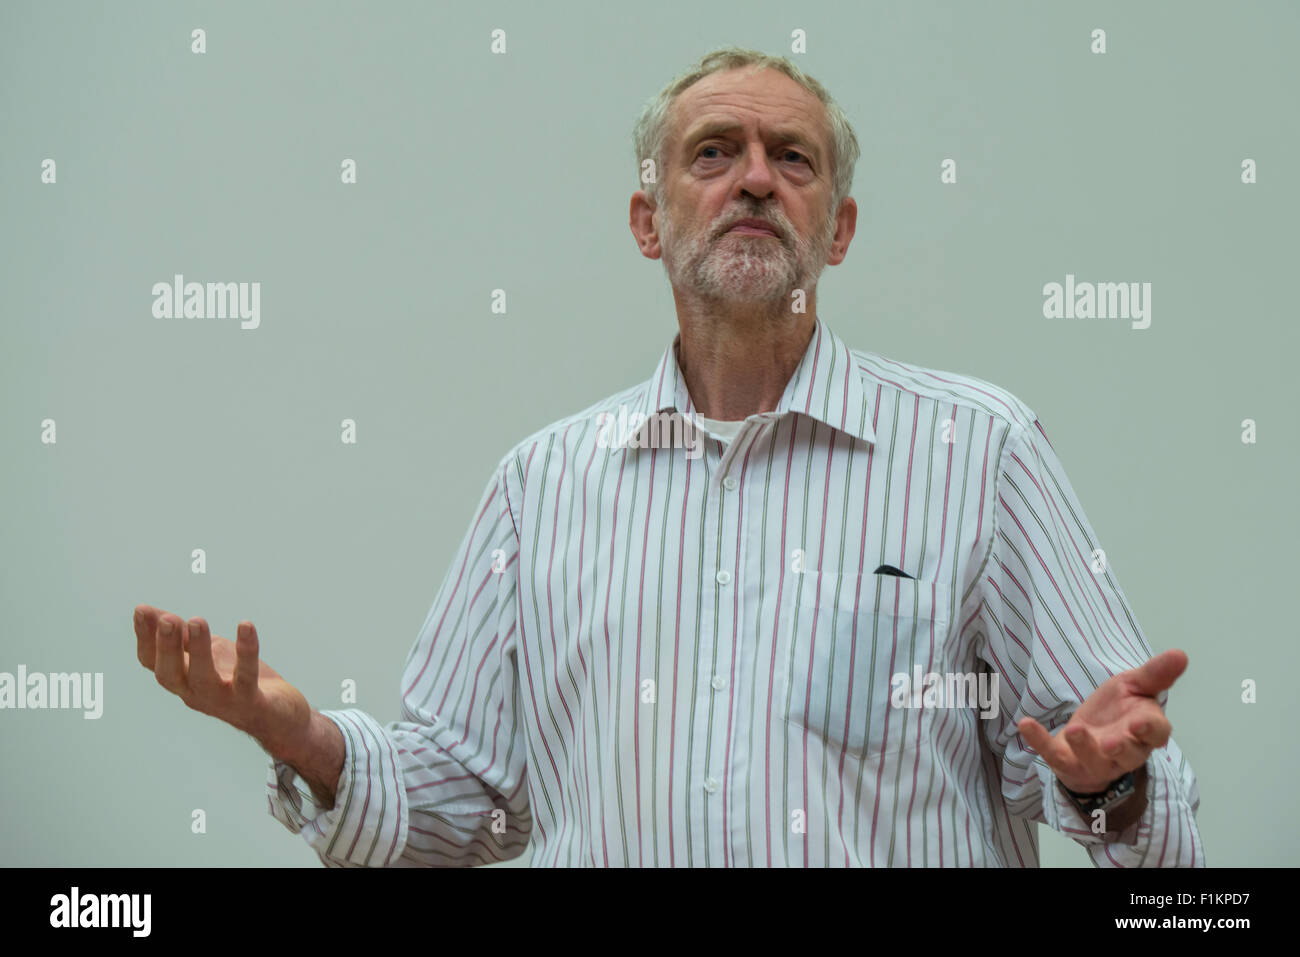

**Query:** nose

left=734, top=142, right=777, bottom=201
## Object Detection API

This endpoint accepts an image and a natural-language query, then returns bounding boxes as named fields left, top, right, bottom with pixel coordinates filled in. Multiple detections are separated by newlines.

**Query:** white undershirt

left=695, top=414, right=746, bottom=444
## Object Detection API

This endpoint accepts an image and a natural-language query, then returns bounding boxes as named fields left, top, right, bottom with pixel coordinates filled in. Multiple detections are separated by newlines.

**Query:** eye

left=694, top=144, right=810, bottom=165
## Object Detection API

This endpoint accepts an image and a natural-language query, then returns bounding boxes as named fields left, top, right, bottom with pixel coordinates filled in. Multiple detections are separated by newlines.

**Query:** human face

left=655, top=67, right=841, bottom=306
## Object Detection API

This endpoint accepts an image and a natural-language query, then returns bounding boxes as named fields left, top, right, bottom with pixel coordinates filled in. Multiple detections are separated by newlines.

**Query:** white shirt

left=267, top=317, right=1202, bottom=867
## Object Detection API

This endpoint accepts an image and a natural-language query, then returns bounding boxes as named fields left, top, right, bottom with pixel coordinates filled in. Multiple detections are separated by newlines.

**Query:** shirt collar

left=613, top=316, right=876, bottom=450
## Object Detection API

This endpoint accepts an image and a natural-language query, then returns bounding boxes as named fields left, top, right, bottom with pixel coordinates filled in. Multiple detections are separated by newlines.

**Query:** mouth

left=726, top=218, right=780, bottom=237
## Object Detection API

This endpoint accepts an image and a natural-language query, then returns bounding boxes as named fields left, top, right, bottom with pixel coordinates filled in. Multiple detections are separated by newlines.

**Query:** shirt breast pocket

left=784, top=570, right=953, bottom=759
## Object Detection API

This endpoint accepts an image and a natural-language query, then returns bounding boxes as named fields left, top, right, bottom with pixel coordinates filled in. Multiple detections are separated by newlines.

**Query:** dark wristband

left=1061, top=763, right=1148, bottom=820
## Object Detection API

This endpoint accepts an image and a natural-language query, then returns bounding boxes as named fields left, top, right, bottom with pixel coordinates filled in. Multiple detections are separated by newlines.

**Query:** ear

left=630, top=190, right=663, bottom=260
left=826, top=196, right=857, bottom=266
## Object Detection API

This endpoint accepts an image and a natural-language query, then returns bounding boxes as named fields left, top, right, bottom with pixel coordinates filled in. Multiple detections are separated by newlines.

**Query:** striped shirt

left=267, top=317, right=1203, bottom=867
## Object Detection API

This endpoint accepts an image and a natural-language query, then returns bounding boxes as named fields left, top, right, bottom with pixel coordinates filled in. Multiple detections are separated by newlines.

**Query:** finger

left=1091, top=719, right=1159, bottom=777
left=1064, top=724, right=1117, bottom=785
left=1126, top=649, right=1188, bottom=696
left=1094, top=724, right=1152, bottom=777
left=1130, top=710, right=1172, bottom=750
left=154, top=614, right=187, bottom=693
left=1100, top=704, right=1170, bottom=765
left=233, top=621, right=259, bottom=696
left=186, top=617, right=218, bottom=691
left=1018, top=717, right=1070, bottom=771
left=134, top=605, right=158, bottom=670
left=1106, top=737, right=1149, bottom=773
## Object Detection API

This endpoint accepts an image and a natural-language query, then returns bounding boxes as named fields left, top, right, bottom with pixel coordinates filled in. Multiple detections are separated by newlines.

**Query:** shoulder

left=488, top=379, right=649, bottom=482
left=846, top=345, right=1040, bottom=440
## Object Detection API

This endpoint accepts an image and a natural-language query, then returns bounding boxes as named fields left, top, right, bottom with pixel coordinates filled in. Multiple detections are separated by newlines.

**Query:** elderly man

left=134, top=47, right=1202, bottom=867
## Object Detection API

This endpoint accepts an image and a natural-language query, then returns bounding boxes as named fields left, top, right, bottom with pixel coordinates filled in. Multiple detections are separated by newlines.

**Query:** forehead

left=669, top=67, right=829, bottom=156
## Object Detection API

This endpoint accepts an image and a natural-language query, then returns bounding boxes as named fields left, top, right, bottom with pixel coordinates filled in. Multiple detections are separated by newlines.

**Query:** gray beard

left=659, top=203, right=837, bottom=310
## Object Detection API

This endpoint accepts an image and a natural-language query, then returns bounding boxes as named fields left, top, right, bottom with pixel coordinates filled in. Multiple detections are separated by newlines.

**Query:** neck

left=673, top=294, right=818, bottom=421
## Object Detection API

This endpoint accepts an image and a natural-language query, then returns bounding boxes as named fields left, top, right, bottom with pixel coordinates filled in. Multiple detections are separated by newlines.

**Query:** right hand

left=133, top=604, right=311, bottom=755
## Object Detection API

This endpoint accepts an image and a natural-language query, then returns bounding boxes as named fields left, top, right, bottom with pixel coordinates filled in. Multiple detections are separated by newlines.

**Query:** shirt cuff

left=1036, top=757, right=1145, bottom=846
left=265, top=709, right=409, bottom=867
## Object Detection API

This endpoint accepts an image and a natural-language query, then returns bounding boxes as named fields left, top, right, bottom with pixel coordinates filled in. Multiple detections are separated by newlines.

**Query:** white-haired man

left=136, top=47, right=1201, bottom=867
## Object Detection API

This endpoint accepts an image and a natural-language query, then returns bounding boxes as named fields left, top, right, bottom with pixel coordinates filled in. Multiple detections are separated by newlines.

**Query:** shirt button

left=722, top=476, right=738, bottom=491
left=715, top=570, right=731, bottom=585
left=711, top=675, right=726, bottom=691
left=704, top=777, right=719, bottom=794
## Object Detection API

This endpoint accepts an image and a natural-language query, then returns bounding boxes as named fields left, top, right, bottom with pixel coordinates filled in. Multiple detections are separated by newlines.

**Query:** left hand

left=1017, top=649, right=1188, bottom=794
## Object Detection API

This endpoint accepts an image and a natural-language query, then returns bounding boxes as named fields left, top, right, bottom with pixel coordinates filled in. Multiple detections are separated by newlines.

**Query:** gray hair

left=632, top=46, right=860, bottom=215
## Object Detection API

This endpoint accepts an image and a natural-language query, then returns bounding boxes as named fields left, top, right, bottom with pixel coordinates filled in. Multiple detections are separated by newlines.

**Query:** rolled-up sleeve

left=266, top=454, right=533, bottom=866
left=975, top=413, right=1204, bottom=867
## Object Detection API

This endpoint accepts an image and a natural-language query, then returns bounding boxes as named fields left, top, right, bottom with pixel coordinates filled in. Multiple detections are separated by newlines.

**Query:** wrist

left=269, top=710, right=344, bottom=810
left=1060, top=763, right=1149, bottom=831
left=260, top=707, right=322, bottom=767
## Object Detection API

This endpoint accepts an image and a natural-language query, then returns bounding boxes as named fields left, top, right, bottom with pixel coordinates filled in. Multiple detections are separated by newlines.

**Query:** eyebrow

left=680, top=120, right=823, bottom=164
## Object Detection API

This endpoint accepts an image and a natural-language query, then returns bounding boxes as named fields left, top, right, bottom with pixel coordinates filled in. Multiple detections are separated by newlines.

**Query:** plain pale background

left=2, top=0, right=1296, bottom=866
